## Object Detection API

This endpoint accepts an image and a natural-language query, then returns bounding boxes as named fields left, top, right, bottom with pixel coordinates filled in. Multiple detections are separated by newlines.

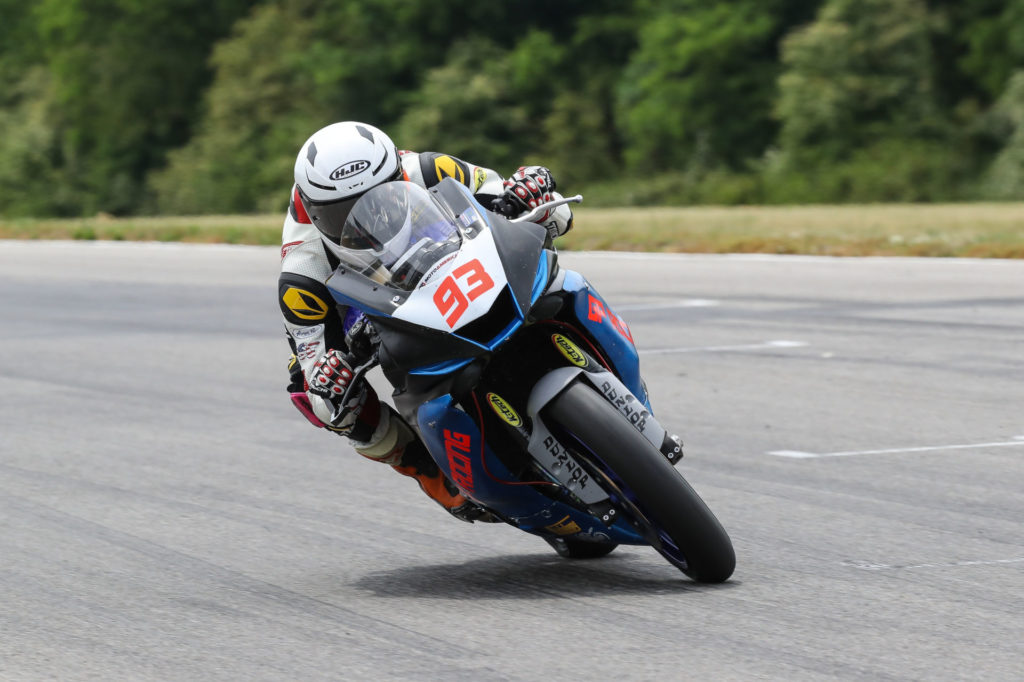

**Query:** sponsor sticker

left=551, top=334, right=588, bottom=368
left=599, top=380, right=649, bottom=431
left=418, top=253, right=458, bottom=287
left=486, top=392, right=522, bottom=427
left=282, top=287, right=329, bottom=321
left=545, top=515, right=582, bottom=536
left=281, top=240, right=303, bottom=260
left=543, top=435, right=589, bottom=489
left=444, top=429, right=474, bottom=492
left=330, top=160, right=370, bottom=181
left=291, top=324, right=323, bottom=340
left=473, top=167, right=487, bottom=191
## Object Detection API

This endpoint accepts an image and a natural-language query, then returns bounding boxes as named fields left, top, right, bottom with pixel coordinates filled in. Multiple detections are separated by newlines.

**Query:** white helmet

left=293, top=121, right=402, bottom=246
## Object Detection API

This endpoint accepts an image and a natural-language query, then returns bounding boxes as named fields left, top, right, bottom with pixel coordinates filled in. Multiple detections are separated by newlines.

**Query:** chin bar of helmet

left=509, top=195, right=583, bottom=224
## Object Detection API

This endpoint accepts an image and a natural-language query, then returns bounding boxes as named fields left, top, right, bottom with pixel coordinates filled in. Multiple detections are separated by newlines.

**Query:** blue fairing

left=408, top=357, right=473, bottom=376
left=530, top=251, right=549, bottom=303
left=416, top=394, right=647, bottom=545
left=328, top=287, right=386, bottom=317
left=560, top=270, right=651, bottom=411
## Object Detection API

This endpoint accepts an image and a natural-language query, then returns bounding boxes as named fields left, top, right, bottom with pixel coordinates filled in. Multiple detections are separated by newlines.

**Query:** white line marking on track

left=844, top=557, right=1024, bottom=571
left=768, top=436, right=1024, bottom=458
left=640, top=340, right=807, bottom=355
left=617, top=299, right=720, bottom=311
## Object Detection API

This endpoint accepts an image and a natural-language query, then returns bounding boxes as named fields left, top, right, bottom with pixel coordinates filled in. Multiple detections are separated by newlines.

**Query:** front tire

left=546, top=382, right=735, bottom=583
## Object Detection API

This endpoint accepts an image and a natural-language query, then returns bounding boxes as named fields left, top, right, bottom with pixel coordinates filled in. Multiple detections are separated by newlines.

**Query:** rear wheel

left=546, top=382, right=735, bottom=583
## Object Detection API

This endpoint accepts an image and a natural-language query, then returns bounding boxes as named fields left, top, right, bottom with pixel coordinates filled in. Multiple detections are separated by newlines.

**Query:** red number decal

left=587, top=294, right=634, bottom=344
left=453, top=259, right=495, bottom=301
left=433, top=277, right=470, bottom=327
left=611, top=314, right=634, bottom=343
left=433, top=258, right=495, bottom=327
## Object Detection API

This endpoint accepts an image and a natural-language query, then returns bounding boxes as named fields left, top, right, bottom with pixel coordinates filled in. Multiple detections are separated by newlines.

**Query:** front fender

left=527, top=366, right=668, bottom=453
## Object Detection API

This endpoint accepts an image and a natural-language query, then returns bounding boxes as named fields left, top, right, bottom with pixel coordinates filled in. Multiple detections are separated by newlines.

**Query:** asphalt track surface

left=1, top=241, right=1022, bottom=681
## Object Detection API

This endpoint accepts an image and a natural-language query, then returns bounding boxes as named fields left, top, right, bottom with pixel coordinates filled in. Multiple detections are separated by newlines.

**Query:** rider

left=279, top=121, right=573, bottom=522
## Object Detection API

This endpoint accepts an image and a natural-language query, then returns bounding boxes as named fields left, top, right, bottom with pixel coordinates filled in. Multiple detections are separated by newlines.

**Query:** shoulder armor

left=417, top=152, right=473, bottom=189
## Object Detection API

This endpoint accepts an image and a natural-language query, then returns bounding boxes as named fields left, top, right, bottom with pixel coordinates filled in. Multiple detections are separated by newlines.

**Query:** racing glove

left=344, top=313, right=379, bottom=364
left=491, top=166, right=572, bottom=239
left=492, top=166, right=556, bottom=216
left=307, top=349, right=369, bottom=434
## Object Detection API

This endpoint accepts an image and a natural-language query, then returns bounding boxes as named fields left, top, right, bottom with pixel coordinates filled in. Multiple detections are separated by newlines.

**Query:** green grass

left=0, top=214, right=283, bottom=245
left=3, top=203, right=1024, bottom=257
left=561, top=203, right=1024, bottom=258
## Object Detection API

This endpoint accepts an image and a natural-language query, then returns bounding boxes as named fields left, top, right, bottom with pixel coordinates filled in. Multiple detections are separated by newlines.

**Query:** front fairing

left=325, top=179, right=551, bottom=382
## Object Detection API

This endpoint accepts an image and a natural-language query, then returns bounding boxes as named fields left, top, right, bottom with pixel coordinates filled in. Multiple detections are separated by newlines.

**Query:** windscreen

left=336, top=182, right=462, bottom=291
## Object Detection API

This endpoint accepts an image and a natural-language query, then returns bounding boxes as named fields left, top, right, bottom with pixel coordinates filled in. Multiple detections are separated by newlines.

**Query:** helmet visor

left=301, top=193, right=362, bottom=243
left=335, top=181, right=462, bottom=291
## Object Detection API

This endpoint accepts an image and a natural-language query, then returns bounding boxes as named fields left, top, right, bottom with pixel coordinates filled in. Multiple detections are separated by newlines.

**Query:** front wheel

left=546, top=382, right=735, bottom=583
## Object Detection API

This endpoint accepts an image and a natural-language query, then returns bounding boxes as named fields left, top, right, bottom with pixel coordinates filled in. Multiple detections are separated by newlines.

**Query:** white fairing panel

left=391, top=227, right=508, bottom=332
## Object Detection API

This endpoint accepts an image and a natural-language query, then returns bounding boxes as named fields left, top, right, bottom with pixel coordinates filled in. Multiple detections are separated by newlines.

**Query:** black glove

left=344, top=314, right=379, bottom=363
left=491, top=166, right=556, bottom=218
left=308, top=349, right=368, bottom=431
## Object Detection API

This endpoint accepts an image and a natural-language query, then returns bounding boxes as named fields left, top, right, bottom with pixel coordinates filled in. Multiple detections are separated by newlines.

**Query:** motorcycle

left=326, top=179, right=735, bottom=582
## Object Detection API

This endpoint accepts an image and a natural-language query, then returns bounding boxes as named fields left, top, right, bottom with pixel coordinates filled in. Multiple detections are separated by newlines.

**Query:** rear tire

left=546, top=382, right=735, bottom=582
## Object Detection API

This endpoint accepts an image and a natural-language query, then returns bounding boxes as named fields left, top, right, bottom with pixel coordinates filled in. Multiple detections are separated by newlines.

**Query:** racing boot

left=353, top=404, right=497, bottom=522
left=392, top=440, right=499, bottom=523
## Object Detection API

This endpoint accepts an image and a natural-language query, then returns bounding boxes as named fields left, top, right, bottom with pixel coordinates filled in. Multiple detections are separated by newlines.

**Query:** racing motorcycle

left=327, top=179, right=735, bottom=582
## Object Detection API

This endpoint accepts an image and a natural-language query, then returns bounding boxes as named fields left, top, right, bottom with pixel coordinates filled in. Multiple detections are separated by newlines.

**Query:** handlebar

left=510, top=194, right=583, bottom=224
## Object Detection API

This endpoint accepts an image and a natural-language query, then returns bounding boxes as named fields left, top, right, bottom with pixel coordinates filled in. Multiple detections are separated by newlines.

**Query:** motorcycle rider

left=279, top=121, right=573, bottom=521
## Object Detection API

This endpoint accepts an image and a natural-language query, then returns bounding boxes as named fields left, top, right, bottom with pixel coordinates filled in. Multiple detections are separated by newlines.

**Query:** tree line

left=3, top=0, right=1024, bottom=217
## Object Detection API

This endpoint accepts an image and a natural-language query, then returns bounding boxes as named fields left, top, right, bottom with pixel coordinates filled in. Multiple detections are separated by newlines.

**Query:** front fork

left=512, top=348, right=683, bottom=540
